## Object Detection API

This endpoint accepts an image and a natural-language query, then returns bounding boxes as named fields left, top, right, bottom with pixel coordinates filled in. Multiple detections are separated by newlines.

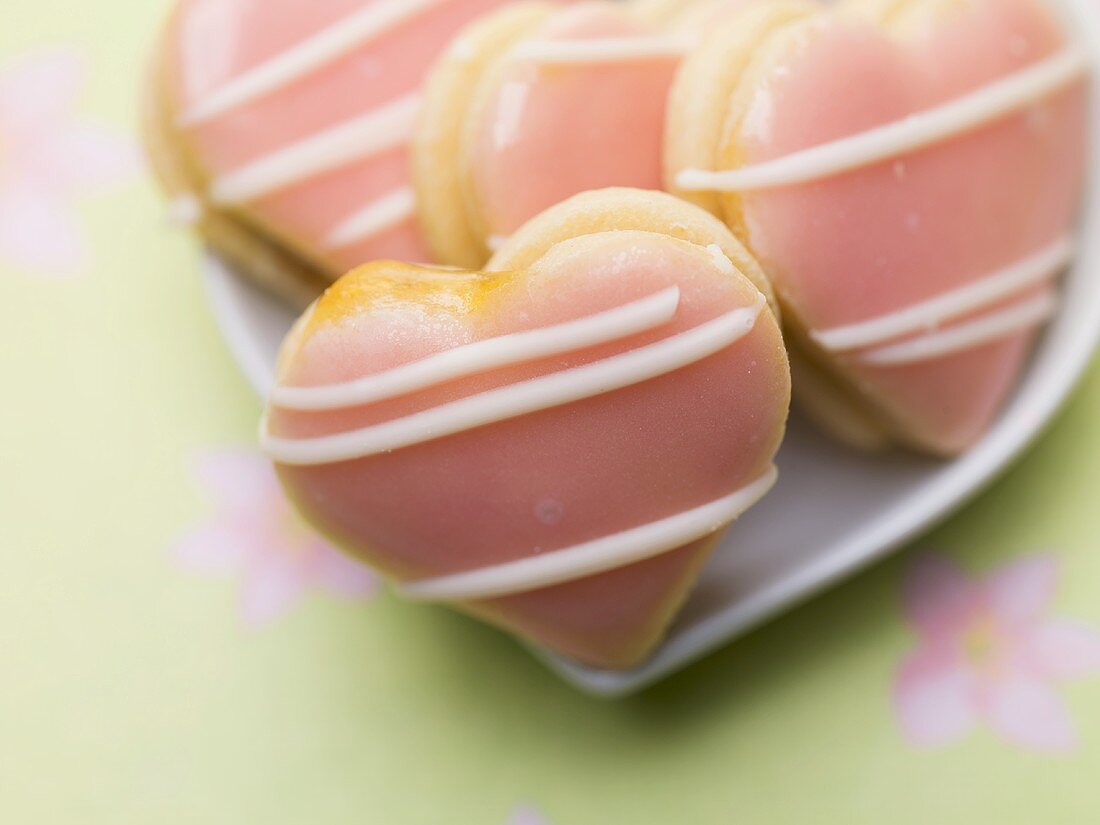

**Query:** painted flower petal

left=170, top=521, right=247, bottom=574
left=309, top=542, right=379, bottom=600
left=985, top=672, right=1077, bottom=753
left=193, top=448, right=282, bottom=514
left=0, top=47, right=84, bottom=140
left=34, top=122, right=142, bottom=194
left=506, top=804, right=549, bottom=825
left=901, top=552, right=977, bottom=638
left=0, top=185, right=86, bottom=276
left=239, top=551, right=308, bottom=628
left=1028, top=619, right=1100, bottom=682
left=986, top=554, right=1058, bottom=630
left=893, top=641, right=976, bottom=747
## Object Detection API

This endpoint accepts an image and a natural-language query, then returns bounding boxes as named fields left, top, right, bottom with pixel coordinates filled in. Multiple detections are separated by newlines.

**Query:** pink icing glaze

left=734, top=0, right=1084, bottom=452
left=465, top=3, right=680, bottom=239
left=266, top=232, right=789, bottom=666
left=465, top=541, right=715, bottom=667
left=166, top=0, right=518, bottom=271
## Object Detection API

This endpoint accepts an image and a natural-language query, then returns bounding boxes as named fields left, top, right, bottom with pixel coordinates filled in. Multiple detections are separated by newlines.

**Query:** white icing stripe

left=179, top=0, right=447, bottom=125
left=859, top=290, right=1057, bottom=366
left=324, top=187, right=418, bottom=250
left=209, top=94, right=420, bottom=205
left=486, top=235, right=509, bottom=252
left=399, top=466, right=778, bottom=601
left=272, top=287, right=682, bottom=410
left=676, top=49, right=1089, bottom=192
left=812, top=237, right=1074, bottom=352
left=510, top=34, right=695, bottom=65
left=262, top=295, right=765, bottom=464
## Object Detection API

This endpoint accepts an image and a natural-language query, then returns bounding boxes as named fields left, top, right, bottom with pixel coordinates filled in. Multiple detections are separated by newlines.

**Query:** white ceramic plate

left=201, top=0, right=1100, bottom=696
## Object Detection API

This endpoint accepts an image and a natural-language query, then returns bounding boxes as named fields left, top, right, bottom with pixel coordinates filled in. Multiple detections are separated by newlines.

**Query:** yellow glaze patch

left=304, top=260, right=518, bottom=335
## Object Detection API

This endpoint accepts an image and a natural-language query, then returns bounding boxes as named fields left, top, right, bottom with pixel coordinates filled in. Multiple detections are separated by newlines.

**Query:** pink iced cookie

left=145, top=0, right=520, bottom=304
left=261, top=189, right=790, bottom=668
left=667, top=0, right=1087, bottom=454
left=415, top=1, right=685, bottom=267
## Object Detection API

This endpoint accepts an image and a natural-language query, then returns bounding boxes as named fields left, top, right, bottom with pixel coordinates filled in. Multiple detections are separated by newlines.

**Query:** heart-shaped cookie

left=144, top=0, right=520, bottom=305
left=261, top=189, right=790, bottom=668
left=415, top=0, right=773, bottom=268
left=667, top=0, right=1087, bottom=454
left=415, top=1, right=684, bottom=267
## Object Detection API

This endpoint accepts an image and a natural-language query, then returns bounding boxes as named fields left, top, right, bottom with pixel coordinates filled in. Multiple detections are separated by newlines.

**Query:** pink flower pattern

left=506, top=804, right=550, bottom=825
left=0, top=47, right=138, bottom=276
left=895, top=552, right=1100, bottom=754
left=172, top=448, right=378, bottom=627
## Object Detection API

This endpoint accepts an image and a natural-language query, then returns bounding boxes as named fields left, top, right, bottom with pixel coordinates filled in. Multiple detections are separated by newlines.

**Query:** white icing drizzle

left=812, top=236, right=1073, bottom=352
left=676, top=48, right=1089, bottom=192
left=399, top=465, right=778, bottom=601
left=272, top=287, right=682, bottom=410
left=262, top=294, right=765, bottom=465
left=179, top=0, right=448, bottom=125
left=324, top=186, right=418, bottom=250
left=510, top=34, right=695, bottom=65
left=859, top=290, right=1057, bottom=366
left=166, top=194, right=203, bottom=226
left=487, top=235, right=509, bottom=252
left=209, top=94, right=420, bottom=204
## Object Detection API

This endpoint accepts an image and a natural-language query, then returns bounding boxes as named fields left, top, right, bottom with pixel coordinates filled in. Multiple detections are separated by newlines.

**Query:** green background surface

left=3, top=1, right=1100, bottom=822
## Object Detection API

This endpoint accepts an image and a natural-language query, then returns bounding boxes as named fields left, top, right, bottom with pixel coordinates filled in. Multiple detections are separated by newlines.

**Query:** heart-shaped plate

left=201, top=0, right=1100, bottom=697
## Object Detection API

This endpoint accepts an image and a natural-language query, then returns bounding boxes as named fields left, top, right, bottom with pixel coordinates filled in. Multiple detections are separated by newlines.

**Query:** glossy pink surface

left=736, top=0, right=1085, bottom=452
left=466, top=3, right=679, bottom=239
left=267, top=233, right=789, bottom=666
left=167, top=0, right=515, bottom=272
